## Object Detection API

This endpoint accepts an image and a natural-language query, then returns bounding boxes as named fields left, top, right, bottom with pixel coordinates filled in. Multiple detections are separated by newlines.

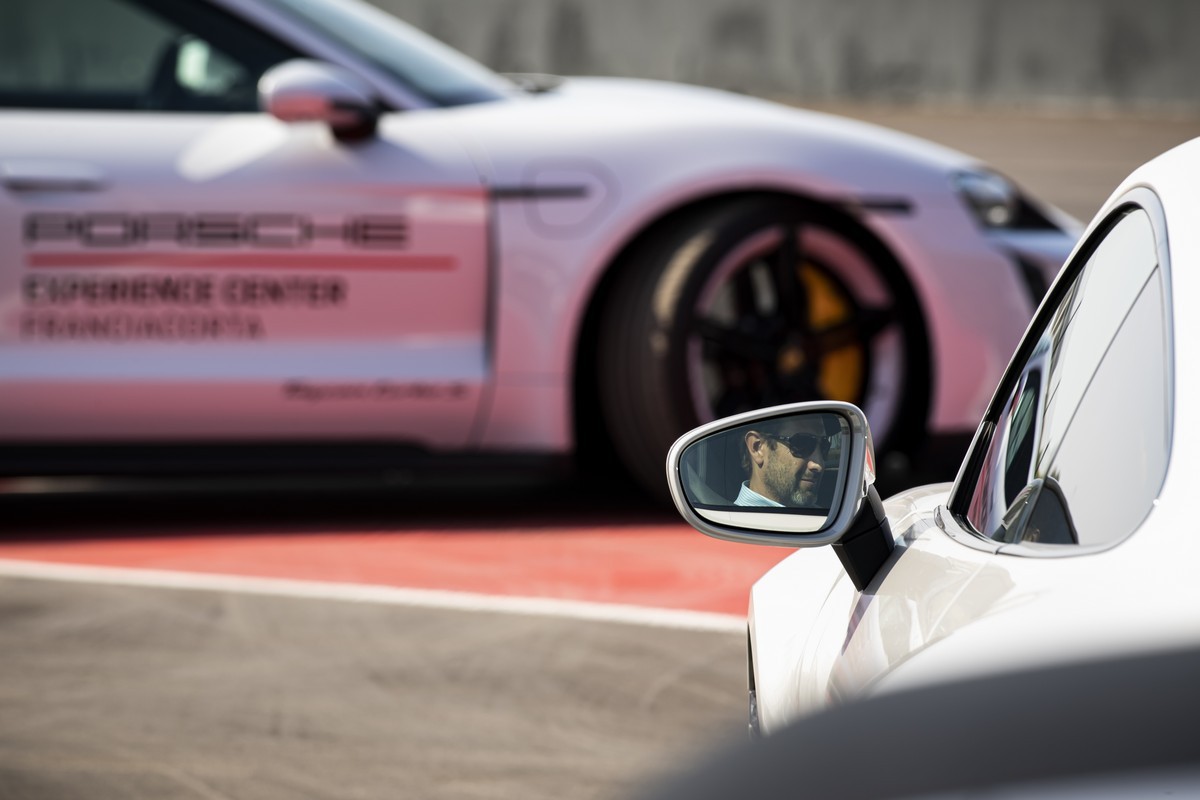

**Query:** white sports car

left=0, top=0, right=1076, bottom=493
left=667, top=135, right=1193, bottom=737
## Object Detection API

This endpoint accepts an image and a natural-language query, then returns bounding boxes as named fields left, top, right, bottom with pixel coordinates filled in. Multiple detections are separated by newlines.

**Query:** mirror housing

left=258, top=59, right=380, bottom=141
left=666, top=401, right=894, bottom=591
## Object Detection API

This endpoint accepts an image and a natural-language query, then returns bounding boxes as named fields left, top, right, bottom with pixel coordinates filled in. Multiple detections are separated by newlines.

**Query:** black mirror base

left=831, top=485, right=894, bottom=592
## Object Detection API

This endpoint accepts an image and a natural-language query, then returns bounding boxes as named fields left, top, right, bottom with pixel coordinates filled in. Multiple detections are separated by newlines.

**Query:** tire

left=597, top=196, right=929, bottom=500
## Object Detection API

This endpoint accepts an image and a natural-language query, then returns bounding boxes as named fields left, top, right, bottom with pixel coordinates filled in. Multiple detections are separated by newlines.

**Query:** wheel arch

left=570, top=188, right=933, bottom=484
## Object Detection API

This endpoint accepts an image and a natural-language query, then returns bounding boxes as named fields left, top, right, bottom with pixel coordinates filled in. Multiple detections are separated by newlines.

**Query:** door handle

left=0, top=160, right=108, bottom=192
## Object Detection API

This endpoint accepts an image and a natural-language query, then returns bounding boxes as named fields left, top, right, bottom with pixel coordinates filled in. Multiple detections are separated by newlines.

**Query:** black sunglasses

left=764, top=432, right=835, bottom=460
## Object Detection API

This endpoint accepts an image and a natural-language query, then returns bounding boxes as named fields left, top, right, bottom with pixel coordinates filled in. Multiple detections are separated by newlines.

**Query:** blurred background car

left=666, top=134, right=1193, bottom=740
left=0, top=0, right=1078, bottom=498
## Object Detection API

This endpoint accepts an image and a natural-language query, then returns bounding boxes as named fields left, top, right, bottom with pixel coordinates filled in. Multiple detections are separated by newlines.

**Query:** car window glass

left=1036, top=210, right=1160, bottom=466
left=1, top=0, right=299, bottom=111
left=1030, top=275, right=1169, bottom=547
left=1021, top=479, right=1076, bottom=545
left=964, top=341, right=1046, bottom=539
left=1003, top=380, right=1039, bottom=502
left=962, top=207, right=1168, bottom=546
left=256, top=0, right=511, bottom=105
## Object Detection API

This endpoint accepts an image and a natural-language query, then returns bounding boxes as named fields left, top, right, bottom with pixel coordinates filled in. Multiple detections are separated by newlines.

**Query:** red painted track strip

left=0, top=524, right=790, bottom=616
left=27, top=253, right=456, bottom=271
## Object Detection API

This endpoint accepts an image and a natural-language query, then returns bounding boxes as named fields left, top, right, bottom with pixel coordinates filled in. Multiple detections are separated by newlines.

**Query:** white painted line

left=0, top=558, right=745, bottom=634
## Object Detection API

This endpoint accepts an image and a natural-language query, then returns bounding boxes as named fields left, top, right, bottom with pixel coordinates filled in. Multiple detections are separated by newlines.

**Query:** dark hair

left=739, top=414, right=841, bottom=475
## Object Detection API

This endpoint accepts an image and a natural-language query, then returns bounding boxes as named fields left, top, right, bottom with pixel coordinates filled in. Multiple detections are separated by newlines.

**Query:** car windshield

left=257, top=0, right=514, bottom=106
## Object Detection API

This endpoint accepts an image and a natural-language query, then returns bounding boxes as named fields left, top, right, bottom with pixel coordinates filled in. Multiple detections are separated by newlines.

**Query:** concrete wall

left=373, top=0, right=1200, bottom=111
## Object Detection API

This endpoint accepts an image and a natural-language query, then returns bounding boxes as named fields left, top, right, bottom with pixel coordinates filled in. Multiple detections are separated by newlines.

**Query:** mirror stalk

left=831, top=486, right=894, bottom=592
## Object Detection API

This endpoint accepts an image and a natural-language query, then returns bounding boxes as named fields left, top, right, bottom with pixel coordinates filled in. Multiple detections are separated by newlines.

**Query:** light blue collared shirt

left=735, top=482, right=783, bottom=507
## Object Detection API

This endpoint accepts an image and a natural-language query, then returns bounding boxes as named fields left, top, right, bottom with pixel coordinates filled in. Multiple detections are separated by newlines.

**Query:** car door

left=0, top=0, right=489, bottom=448
left=799, top=192, right=1173, bottom=705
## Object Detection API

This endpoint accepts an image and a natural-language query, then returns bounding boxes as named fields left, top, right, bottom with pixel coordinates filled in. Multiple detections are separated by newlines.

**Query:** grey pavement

left=0, top=575, right=743, bottom=800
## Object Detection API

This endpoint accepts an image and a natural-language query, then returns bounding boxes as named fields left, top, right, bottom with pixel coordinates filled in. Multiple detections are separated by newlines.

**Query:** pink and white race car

left=0, top=0, right=1077, bottom=493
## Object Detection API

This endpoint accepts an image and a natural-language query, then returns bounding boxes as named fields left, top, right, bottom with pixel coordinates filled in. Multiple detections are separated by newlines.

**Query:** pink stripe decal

left=26, top=252, right=456, bottom=271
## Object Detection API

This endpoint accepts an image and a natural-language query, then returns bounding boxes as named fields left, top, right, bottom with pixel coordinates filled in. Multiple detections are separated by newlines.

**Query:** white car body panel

left=1, top=112, right=489, bottom=444
left=747, top=138, right=1200, bottom=734
left=432, top=78, right=1067, bottom=439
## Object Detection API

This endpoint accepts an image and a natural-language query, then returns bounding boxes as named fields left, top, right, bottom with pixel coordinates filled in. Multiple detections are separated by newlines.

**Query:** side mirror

left=666, top=401, right=894, bottom=591
left=258, top=59, right=380, bottom=141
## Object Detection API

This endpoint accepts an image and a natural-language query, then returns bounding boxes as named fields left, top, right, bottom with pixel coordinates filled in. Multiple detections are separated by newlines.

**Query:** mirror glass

left=678, top=411, right=851, bottom=533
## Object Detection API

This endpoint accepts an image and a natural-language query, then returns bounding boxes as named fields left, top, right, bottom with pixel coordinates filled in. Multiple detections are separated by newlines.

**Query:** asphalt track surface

left=0, top=480, right=766, bottom=800
left=2, top=107, right=1199, bottom=800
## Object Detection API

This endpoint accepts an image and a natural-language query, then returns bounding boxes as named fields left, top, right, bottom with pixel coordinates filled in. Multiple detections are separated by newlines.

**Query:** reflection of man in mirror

left=736, top=416, right=833, bottom=507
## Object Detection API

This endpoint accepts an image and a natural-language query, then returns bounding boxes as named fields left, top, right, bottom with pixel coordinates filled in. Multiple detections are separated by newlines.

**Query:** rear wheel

left=597, top=197, right=928, bottom=499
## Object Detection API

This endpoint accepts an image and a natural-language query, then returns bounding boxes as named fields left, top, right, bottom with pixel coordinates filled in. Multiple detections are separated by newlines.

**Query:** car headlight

left=955, top=170, right=1020, bottom=228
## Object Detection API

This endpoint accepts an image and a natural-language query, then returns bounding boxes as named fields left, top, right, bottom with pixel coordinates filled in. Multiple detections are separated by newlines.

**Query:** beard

left=764, top=461, right=821, bottom=507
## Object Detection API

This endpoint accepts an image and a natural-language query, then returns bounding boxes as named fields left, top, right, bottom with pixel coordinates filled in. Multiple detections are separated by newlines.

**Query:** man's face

left=749, top=418, right=829, bottom=507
